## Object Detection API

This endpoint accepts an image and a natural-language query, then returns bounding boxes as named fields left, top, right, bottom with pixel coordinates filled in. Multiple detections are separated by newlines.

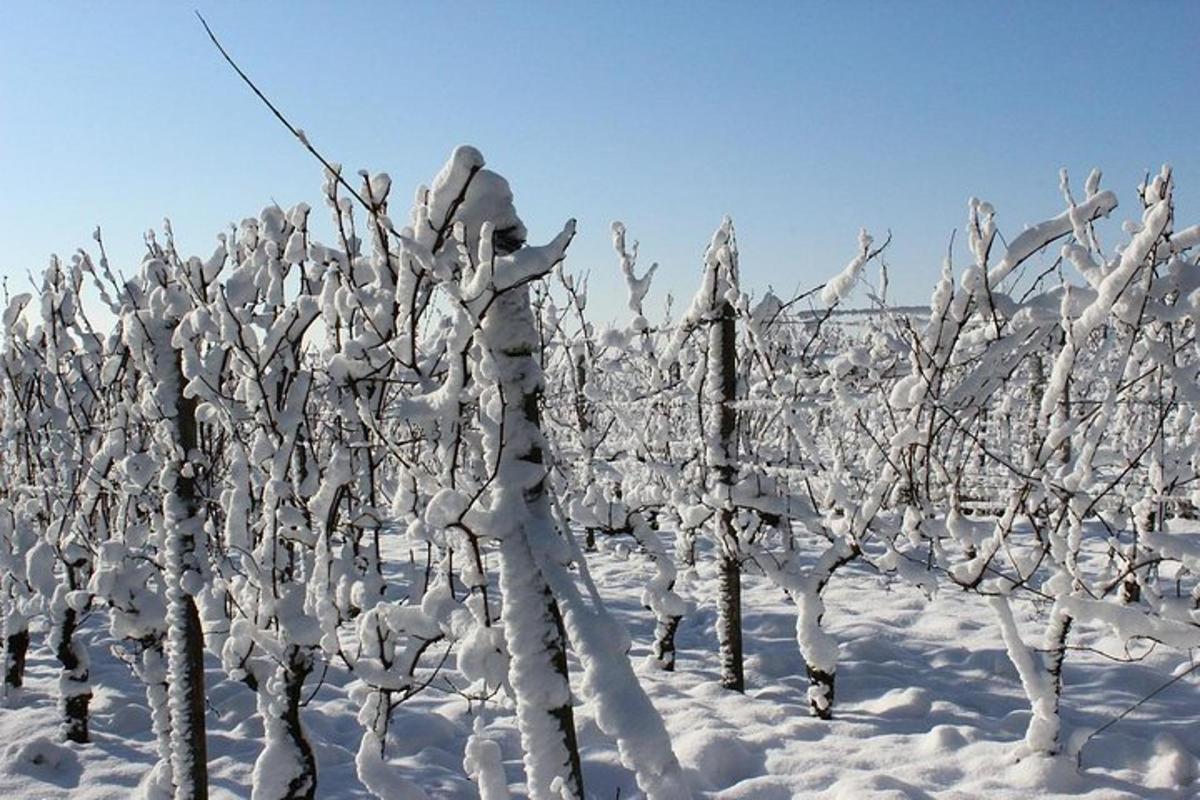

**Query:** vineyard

left=0, top=146, right=1198, bottom=799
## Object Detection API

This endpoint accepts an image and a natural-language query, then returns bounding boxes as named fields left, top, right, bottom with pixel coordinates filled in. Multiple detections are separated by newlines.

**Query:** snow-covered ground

left=1, top=532, right=1196, bottom=798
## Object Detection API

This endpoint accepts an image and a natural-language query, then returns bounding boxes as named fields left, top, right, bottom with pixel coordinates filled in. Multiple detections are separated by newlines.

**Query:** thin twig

left=196, top=12, right=381, bottom=220
left=1074, top=657, right=1200, bottom=765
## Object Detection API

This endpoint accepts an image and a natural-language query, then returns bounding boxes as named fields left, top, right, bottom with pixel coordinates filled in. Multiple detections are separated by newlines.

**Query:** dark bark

left=544, top=590, right=584, bottom=795
left=1122, top=532, right=1141, bottom=603
left=177, top=593, right=209, bottom=793
left=717, top=543, right=744, bottom=691
left=171, top=352, right=209, bottom=799
left=281, top=648, right=317, bottom=800
left=807, top=666, right=835, bottom=720
left=1040, top=612, right=1073, bottom=754
left=56, top=606, right=90, bottom=743
left=5, top=627, right=28, bottom=689
left=653, top=612, right=682, bottom=672
left=521, top=383, right=585, bottom=798
left=714, top=299, right=744, bottom=692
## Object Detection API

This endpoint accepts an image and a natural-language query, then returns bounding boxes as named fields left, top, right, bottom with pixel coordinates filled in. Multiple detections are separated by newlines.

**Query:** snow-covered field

left=2, top=531, right=1195, bottom=799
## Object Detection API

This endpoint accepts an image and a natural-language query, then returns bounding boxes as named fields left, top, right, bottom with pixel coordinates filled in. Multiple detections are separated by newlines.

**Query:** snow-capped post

left=337, top=145, right=587, bottom=798
left=713, top=295, right=744, bottom=692
left=359, top=144, right=593, bottom=798
left=655, top=218, right=746, bottom=692
left=478, top=214, right=586, bottom=798
left=53, top=539, right=92, bottom=743
left=123, top=249, right=210, bottom=798
left=707, top=220, right=745, bottom=692
left=167, top=203, right=328, bottom=800
left=165, top=334, right=210, bottom=800
left=483, top=201, right=694, bottom=796
left=0, top=292, right=36, bottom=694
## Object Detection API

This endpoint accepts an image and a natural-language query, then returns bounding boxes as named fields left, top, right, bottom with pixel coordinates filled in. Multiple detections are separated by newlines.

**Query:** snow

left=612, top=222, right=659, bottom=317
left=464, top=716, right=510, bottom=800
left=1145, top=734, right=1198, bottom=789
left=0, top=526, right=1195, bottom=799
left=819, top=228, right=875, bottom=306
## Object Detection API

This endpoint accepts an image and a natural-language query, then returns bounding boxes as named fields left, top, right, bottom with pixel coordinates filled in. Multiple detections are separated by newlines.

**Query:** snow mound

left=3, top=736, right=81, bottom=787
left=1145, top=734, right=1197, bottom=789
left=5, top=736, right=72, bottom=769
left=715, top=776, right=794, bottom=799
left=675, top=727, right=765, bottom=789
left=107, top=701, right=153, bottom=735
left=1003, top=753, right=1086, bottom=794
left=830, top=772, right=925, bottom=799
left=862, top=686, right=932, bottom=718
left=386, top=709, right=463, bottom=757
left=922, top=724, right=969, bottom=753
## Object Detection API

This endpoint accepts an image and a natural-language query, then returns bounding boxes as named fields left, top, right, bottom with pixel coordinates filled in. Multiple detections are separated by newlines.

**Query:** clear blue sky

left=2, top=2, right=1198, bottom=321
